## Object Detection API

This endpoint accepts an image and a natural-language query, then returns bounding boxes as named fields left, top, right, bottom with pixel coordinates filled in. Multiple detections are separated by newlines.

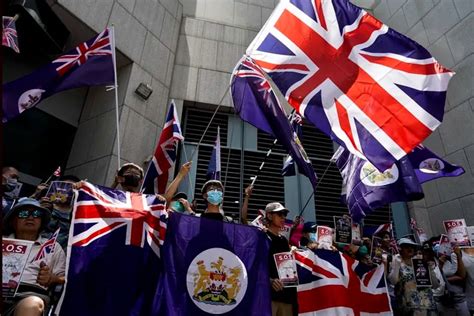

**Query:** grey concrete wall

left=57, top=0, right=183, bottom=186
left=370, top=0, right=473, bottom=236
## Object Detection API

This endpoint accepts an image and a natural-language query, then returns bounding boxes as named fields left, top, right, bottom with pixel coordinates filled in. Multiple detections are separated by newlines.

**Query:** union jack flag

left=71, top=182, right=167, bottom=257
left=33, top=228, right=60, bottom=262
left=52, top=27, right=113, bottom=76
left=141, top=101, right=184, bottom=194
left=2, top=16, right=19, bottom=53
left=246, top=0, right=454, bottom=172
left=296, top=249, right=392, bottom=315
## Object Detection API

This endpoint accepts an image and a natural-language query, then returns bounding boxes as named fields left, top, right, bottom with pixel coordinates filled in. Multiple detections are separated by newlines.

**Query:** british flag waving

left=295, top=249, right=392, bottom=315
left=141, top=101, right=184, bottom=194
left=58, top=182, right=167, bottom=315
left=246, top=0, right=453, bottom=171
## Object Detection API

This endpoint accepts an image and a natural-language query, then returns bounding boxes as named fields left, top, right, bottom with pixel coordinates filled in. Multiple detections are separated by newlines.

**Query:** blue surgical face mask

left=170, top=201, right=185, bottom=213
left=206, top=190, right=223, bottom=206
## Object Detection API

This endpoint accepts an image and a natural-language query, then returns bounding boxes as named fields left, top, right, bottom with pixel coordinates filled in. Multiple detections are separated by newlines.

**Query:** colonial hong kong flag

left=408, top=144, right=465, bottom=183
left=207, top=126, right=221, bottom=180
left=231, top=57, right=318, bottom=188
left=2, top=16, right=19, bottom=53
left=141, top=101, right=184, bottom=194
left=58, top=182, right=167, bottom=316
left=246, top=0, right=454, bottom=172
left=333, top=146, right=423, bottom=223
left=282, top=113, right=303, bottom=177
left=32, top=228, right=60, bottom=262
left=295, top=249, right=392, bottom=315
left=3, top=27, right=115, bottom=122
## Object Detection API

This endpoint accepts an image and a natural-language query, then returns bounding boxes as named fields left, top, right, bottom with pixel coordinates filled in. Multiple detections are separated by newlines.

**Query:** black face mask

left=122, top=174, right=141, bottom=187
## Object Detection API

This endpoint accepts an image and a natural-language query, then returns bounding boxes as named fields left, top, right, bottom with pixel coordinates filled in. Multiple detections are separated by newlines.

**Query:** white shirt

left=462, top=252, right=474, bottom=310
left=8, top=234, right=66, bottom=289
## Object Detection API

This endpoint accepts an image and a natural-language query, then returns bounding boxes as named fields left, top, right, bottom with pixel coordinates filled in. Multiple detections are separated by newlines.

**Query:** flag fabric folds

left=32, top=228, right=60, bottom=262
left=2, top=16, right=19, bottom=53
left=408, top=145, right=465, bottom=183
left=58, top=182, right=167, bottom=316
left=231, top=57, right=318, bottom=188
left=334, top=146, right=423, bottom=223
left=282, top=113, right=303, bottom=177
left=3, top=27, right=115, bottom=122
left=141, top=101, right=184, bottom=194
left=246, top=0, right=454, bottom=172
left=161, top=212, right=272, bottom=315
left=207, top=126, right=221, bottom=180
left=295, top=249, right=392, bottom=315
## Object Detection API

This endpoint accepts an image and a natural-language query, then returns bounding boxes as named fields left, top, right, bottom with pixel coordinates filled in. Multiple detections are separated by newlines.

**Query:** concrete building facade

left=4, top=0, right=473, bottom=234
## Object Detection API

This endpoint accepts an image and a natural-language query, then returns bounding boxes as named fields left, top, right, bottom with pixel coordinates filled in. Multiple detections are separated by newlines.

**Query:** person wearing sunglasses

left=2, top=197, right=66, bottom=316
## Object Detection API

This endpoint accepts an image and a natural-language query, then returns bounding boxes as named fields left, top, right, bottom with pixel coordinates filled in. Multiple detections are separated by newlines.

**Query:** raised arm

left=240, top=185, right=253, bottom=225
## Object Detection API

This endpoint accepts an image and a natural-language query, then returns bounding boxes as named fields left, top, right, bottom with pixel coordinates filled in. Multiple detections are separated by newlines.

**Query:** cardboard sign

left=371, top=236, right=384, bottom=264
left=438, top=234, right=452, bottom=256
left=443, top=219, right=470, bottom=247
left=273, top=252, right=298, bottom=287
left=2, top=238, right=34, bottom=297
left=46, top=181, right=74, bottom=205
left=281, top=220, right=293, bottom=240
left=351, top=222, right=362, bottom=245
left=317, top=226, right=333, bottom=248
left=412, top=258, right=432, bottom=287
left=334, top=216, right=351, bottom=244
left=467, top=227, right=474, bottom=247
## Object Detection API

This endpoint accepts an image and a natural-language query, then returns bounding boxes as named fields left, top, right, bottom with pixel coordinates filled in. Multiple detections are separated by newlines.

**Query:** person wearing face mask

left=200, top=180, right=230, bottom=222
left=169, top=192, right=195, bottom=215
left=388, top=237, right=440, bottom=315
left=41, top=175, right=80, bottom=250
left=113, top=163, right=144, bottom=193
left=2, top=166, right=21, bottom=215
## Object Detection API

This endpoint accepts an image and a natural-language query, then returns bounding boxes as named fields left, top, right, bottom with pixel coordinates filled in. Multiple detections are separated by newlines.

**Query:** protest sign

left=273, top=252, right=299, bottom=287
left=412, top=258, right=432, bottom=287
left=443, top=219, right=470, bottom=247
left=2, top=238, right=33, bottom=297
left=334, top=216, right=351, bottom=244
left=46, top=181, right=74, bottom=205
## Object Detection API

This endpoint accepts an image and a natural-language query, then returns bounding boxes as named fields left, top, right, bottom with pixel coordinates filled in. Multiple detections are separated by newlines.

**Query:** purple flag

left=231, top=57, right=318, bottom=188
left=161, top=212, right=272, bottom=315
left=3, top=27, right=115, bottom=122
left=334, top=147, right=424, bottom=223
left=207, top=126, right=222, bottom=180
left=282, top=114, right=303, bottom=177
left=408, top=145, right=465, bottom=183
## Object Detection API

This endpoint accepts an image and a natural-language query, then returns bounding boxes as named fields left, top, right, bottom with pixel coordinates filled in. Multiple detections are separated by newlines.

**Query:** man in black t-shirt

left=265, top=202, right=298, bottom=316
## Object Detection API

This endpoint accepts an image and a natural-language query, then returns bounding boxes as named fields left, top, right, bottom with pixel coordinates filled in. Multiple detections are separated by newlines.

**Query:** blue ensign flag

left=334, top=147, right=424, bottom=223
left=231, top=57, right=318, bottom=188
left=207, top=126, right=221, bottom=180
left=3, top=28, right=115, bottom=123
left=161, top=212, right=272, bottom=316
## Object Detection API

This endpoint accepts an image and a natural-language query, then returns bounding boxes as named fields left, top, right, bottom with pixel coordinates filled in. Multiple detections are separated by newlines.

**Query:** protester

left=240, top=184, right=253, bottom=225
left=2, top=198, right=66, bottom=316
left=162, top=161, right=192, bottom=203
left=299, top=222, right=317, bottom=249
left=168, top=191, right=194, bottom=215
left=388, top=237, right=440, bottom=315
left=437, top=244, right=469, bottom=315
left=265, top=202, right=298, bottom=316
left=41, top=175, right=81, bottom=250
left=461, top=247, right=474, bottom=313
left=2, top=166, right=20, bottom=215
left=112, top=163, right=144, bottom=193
left=199, top=179, right=231, bottom=221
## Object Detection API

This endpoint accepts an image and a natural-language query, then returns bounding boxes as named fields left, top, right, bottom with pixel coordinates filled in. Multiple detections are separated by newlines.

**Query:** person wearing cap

left=199, top=179, right=231, bottom=222
left=113, top=163, right=144, bottom=193
left=265, top=202, right=298, bottom=316
left=169, top=192, right=195, bottom=215
left=388, top=237, right=440, bottom=315
left=2, top=198, right=66, bottom=316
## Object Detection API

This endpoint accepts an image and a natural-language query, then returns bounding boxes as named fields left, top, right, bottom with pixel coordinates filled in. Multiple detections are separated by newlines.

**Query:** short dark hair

left=118, top=163, right=144, bottom=178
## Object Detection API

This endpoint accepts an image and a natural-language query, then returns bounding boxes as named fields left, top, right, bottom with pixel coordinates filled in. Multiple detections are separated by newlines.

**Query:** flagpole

left=181, top=144, right=194, bottom=198
left=109, top=26, right=121, bottom=169
left=297, top=160, right=333, bottom=217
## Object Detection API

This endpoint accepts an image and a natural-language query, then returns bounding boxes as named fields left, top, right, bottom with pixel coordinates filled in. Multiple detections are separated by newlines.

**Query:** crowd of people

left=2, top=163, right=474, bottom=316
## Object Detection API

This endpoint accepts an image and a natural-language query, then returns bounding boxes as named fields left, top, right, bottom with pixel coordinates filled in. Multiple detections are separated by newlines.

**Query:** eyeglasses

left=17, top=209, right=43, bottom=219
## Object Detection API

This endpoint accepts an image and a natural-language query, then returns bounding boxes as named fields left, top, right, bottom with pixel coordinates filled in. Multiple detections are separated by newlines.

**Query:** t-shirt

left=266, top=231, right=297, bottom=305
left=462, top=252, right=474, bottom=310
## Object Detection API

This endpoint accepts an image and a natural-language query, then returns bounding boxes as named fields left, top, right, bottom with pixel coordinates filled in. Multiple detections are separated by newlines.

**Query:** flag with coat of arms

left=245, top=0, right=454, bottom=172
left=57, top=182, right=167, bottom=316
left=3, top=27, right=115, bottom=122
